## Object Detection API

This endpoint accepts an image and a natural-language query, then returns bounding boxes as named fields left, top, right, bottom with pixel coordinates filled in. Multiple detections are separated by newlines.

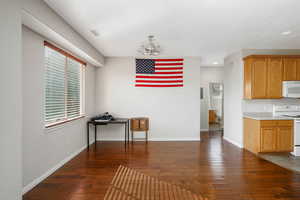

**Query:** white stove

left=273, top=105, right=300, bottom=156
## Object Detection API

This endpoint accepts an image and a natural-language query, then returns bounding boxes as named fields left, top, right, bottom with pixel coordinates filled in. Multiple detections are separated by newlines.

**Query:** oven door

left=283, top=81, right=300, bottom=98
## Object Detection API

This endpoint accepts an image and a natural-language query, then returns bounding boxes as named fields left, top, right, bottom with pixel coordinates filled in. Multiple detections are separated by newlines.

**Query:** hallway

left=24, top=132, right=300, bottom=200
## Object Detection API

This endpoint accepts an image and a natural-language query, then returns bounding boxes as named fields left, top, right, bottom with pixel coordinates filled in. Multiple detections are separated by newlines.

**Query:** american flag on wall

left=135, top=58, right=184, bottom=87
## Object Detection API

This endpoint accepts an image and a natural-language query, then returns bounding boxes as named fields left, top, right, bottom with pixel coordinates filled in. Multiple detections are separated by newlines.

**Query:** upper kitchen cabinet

left=267, top=57, right=283, bottom=98
left=244, top=55, right=283, bottom=99
left=283, top=57, right=300, bottom=81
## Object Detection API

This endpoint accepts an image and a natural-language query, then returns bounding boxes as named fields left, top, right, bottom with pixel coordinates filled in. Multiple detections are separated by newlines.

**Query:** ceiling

left=44, top=0, right=300, bottom=66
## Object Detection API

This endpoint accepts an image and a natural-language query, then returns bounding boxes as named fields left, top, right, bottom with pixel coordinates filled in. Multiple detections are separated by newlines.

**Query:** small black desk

left=87, top=118, right=130, bottom=149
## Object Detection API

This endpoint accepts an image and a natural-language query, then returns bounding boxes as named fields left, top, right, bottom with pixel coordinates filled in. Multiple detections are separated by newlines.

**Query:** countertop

left=243, top=112, right=294, bottom=120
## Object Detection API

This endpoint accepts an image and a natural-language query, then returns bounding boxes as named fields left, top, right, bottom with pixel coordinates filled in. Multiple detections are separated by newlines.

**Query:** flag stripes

left=135, top=58, right=184, bottom=87
left=155, top=67, right=183, bottom=70
left=136, top=80, right=183, bottom=83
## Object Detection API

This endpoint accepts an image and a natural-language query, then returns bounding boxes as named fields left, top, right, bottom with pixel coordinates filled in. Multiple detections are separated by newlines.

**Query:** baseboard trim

left=22, top=145, right=86, bottom=195
left=149, top=138, right=200, bottom=141
left=97, top=138, right=201, bottom=141
left=223, top=137, right=243, bottom=148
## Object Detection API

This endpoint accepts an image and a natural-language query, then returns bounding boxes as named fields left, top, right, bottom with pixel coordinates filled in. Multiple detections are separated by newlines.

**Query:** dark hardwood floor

left=23, top=131, right=300, bottom=200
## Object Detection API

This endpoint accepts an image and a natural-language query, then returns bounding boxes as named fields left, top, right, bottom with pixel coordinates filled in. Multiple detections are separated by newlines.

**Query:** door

left=283, top=58, right=299, bottom=81
left=131, top=119, right=139, bottom=130
left=252, top=58, right=268, bottom=98
left=261, top=127, right=277, bottom=152
left=139, top=119, right=148, bottom=130
left=277, top=127, right=293, bottom=152
left=267, top=58, right=283, bottom=98
left=244, top=59, right=252, bottom=99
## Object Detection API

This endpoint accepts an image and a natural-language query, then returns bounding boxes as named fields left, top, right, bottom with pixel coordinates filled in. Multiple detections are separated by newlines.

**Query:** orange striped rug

left=104, top=165, right=207, bottom=200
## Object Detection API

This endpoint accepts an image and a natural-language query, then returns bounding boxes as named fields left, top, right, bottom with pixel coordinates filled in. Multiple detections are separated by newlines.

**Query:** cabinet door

left=130, top=119, right=140, bottom=131
left=296, top=59, right=300, bottom=80
left=283, top=58, right=298, bottom=81
left=267, top=58, right=283, bottom=98
left=261, top=127, right=277, bottom=152
left=139, top=119, right=148, bottom=130
left=244, top=59, right=252, bottom=99
left=252, top=58, right=268, bottom=98
left=277, top=127, right=293, bottom=152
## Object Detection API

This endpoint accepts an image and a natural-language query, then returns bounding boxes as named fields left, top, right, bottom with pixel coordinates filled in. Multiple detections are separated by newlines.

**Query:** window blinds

left=67, top=59, right=81, bottom=118
left=45, top=47, right=66, bottom=122
left=44, top=43, right=84, bottom=125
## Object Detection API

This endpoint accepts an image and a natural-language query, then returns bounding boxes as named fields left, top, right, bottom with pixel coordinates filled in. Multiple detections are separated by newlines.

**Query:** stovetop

left=282, top=114, right=300, bottom=118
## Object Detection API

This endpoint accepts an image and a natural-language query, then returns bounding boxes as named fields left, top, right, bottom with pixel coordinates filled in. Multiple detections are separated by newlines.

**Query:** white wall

left=200, top=67, right=224, bottom=131
left=22, top=0, right=105, bottom=66
left=223, top=52, right=244, bottom=147
left=96, top=57, right=201, bottom=141
left=0, top=0, right=22, bottom=199
left=22, top=26, right=97, bottom=193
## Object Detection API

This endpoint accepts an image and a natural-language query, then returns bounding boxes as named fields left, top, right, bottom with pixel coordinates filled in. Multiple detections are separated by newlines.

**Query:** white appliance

left=293, top=119, right=300, bottom=156
left=273, top=105, right=300, bottom=156
left=282, top=81, right=300, bottom=98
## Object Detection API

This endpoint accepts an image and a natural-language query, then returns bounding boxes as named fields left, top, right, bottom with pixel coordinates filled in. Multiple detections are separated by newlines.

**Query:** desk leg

left=127, top=121, right=130, bottom=143
left=94, top=125, right=97, bottom=147
left=131, top=131, right=134, bottom=144
left=124, top=123, right=127, bottom=144
left=87, top=123, right=89, bottom=150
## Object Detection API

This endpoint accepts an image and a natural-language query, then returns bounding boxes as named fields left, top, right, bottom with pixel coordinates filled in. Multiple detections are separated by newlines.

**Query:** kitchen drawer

left=277, top=120, right=293, bottom=127
left=261, top=120, right=293, bottom=127
left=260, top=120, right=277, bottom=127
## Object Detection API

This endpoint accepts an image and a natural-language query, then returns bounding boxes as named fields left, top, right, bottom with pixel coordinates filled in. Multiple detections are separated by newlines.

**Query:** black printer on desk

left=90, top=112, right=114, bottom=122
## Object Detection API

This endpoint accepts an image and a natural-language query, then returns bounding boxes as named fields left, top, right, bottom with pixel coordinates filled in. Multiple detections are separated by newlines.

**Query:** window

left=44, top=41, right=85, bottom=127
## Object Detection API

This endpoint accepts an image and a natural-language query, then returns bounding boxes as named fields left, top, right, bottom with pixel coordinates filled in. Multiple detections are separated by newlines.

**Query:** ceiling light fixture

left=213, top=61, right=219, bottom=65
left=138, top=35, right=161, bottom=56
left=281, top=30, right=292, bottom=36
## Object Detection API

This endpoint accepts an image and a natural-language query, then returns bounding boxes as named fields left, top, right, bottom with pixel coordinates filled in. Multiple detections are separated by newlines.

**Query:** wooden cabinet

left=267, top=58, right=283, bottom=98
left=261, top=127, right=277, bottom=152
left=244, top=56, right=283, bottom=99
left=131, top=119, right=140, bottom=130
left=283, top=58, right=300, bottom=81
left=209, top=110, right=217, bottom=124
left=251, top=58, right=268, bottom=98
left=243, top=118, right=293, bottom=153
left=130, top=117, right=149, bottom=141
left=243, top=55, right=300, bottom=99
left=139, top=119, right=148, bottom=130
left=277, top=126, right=294, bottom=152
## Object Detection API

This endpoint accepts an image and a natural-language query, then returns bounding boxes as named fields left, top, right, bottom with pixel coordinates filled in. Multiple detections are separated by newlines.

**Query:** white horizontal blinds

left=44, top=42, right=85, bottom=126
left=45, top=46, right=66, bottom=123
left=67, top=58, right=81, bottom=118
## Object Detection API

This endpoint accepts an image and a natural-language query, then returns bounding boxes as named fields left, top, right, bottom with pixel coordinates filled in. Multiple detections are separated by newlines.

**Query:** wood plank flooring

left=23, top=131, right=300, bottom=200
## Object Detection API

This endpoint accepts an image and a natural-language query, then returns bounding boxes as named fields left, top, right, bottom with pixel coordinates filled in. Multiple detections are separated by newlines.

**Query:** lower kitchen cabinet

left=261, top=127, right=277, bottom=152
left=277, top=126, right=294, bottom=151
left=244, top=118, right=293, bottom=153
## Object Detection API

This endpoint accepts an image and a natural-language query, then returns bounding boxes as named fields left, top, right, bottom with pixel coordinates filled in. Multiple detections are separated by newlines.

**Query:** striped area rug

left=104, top=165, right=207, bottom=200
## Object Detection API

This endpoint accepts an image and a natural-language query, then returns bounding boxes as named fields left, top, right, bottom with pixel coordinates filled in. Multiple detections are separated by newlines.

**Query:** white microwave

left=283, top=81, right=300, bottom=98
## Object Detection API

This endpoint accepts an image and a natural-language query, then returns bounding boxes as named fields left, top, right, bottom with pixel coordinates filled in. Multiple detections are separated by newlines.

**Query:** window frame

left=44, top=41, right=86, bottom=128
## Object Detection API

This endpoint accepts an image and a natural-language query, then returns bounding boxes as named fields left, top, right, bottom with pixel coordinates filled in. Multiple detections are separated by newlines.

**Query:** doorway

left=200, top=67, right=224, bottom=135
left=208, top=82, right=223, bottom=132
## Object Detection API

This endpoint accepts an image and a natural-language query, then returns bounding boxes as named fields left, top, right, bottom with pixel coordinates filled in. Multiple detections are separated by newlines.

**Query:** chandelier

left=138, top=35, right=161, bottom=56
